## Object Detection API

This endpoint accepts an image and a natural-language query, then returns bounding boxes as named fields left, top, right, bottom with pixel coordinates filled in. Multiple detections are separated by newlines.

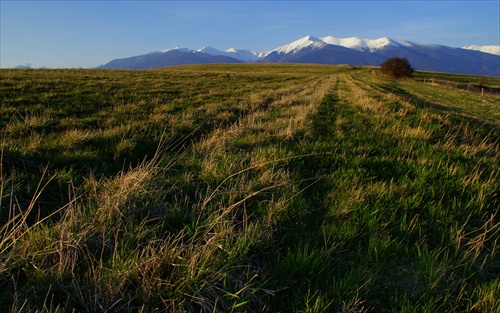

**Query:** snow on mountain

left=462, top=45, right=500, bottom=56
left=319, top=36, right=381, bottom=51
left=151, top=36, right=498, bottom=63
left=257, top=35, right=499, bottom=76
left=98, top=35, right=499, bottom=76
left=261, top=35, right=327, bottom=57
left=224, top=48, right=260, bottom=62
left=262, top=35, right=424, bottom=57
left=197, top=47, right=259, bottom=62
left=320, top=36, right=368, bottom=50
left=196, top=47, right=225, bottom=56
left=159, top=47, right=190, bottom=53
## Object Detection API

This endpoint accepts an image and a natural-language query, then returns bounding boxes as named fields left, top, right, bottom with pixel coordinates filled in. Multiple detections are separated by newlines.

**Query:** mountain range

left=97, top=35, right=500, bottom=76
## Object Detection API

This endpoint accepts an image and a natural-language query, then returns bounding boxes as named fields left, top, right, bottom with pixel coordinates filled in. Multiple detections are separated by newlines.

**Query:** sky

left=1, top=1, right=499, bottom=68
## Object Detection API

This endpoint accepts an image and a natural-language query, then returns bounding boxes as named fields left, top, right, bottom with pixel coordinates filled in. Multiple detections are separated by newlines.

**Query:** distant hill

left=96, top=49, right=242, bottom=70
left=97, top=35, right=500, bottom=76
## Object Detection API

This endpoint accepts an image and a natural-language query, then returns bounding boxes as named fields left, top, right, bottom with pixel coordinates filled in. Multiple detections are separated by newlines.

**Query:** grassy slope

left=1, top=64, right=499, bottom=312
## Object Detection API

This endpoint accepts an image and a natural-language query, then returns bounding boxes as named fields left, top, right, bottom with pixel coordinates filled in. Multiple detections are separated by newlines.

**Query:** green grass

left=1, top=64, right=499, bottom=312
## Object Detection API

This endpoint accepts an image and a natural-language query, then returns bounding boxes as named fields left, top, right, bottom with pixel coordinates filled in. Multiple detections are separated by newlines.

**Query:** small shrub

left=380, top=57, right=414, bottom=79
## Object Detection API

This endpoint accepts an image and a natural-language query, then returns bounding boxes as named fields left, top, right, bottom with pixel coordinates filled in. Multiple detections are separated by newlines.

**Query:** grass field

left=1, top=64, right=499, bottom=312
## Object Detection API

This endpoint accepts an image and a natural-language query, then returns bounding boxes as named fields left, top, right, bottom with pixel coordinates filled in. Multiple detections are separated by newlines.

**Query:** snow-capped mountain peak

left=320, top=36, right=367, bottom=50
left=462, top=45, right=500, bottom=56
left=159, top=47, right=190, bottom=53
left=263, top=35, right=327, bottom=57
left=196, top=46, right=259, bottom=62
left=225, top=48, right=260, bottom=62
left=196, top=46, right=223, bottom=55
left=263, top=35, right=420, bottom=56
left=155, top=36, right=499, bottom=63
left=319, top=36, right=415, bottom=52
left=368, top=37, right=400, bottom=50
left=98, top=34, right=499, bottom=76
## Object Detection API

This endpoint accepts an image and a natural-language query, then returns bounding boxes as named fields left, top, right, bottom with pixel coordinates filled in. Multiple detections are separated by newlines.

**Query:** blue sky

left=1, top=1, right=499, bottom=68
